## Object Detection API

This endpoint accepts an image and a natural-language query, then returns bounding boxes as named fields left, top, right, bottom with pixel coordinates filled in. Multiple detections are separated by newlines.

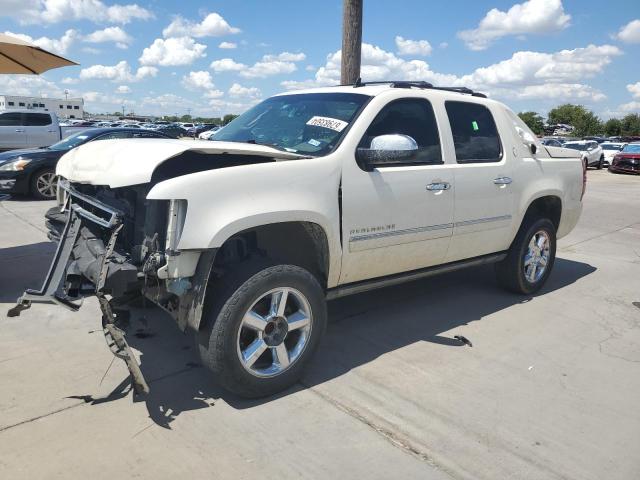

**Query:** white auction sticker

left=306, top=116, right=348, bottom=132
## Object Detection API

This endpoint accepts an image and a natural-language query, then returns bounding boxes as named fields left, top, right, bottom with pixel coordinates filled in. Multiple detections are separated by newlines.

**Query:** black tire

left=196, top=260, right=327, bottom=398
left=30, top=168, right=57, bottom=200
left=583, top=158, right=589, bottom=170
left=597, top=155, right=604, bottom=170
left=495, top=217, right=556, bottom=295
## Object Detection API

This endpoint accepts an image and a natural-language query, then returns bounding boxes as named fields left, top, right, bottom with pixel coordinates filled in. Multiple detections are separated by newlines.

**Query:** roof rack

left=351, top=78, right=487, bottom=98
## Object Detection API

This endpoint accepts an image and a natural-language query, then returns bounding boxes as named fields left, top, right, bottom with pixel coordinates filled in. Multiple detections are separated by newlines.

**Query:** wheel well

left=213, top=222, right=330, bottom=288
left=524, top=196, right=561, bottom=231
left=28, top=166, right=55, bottom=193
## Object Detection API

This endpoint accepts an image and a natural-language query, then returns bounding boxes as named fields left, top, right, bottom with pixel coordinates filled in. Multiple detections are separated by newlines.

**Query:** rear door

left=0, top=112, right=26, bottom=149
left=443, top=100, right=515, bottom=263
left=24, top=113, right=58, bottom=147
left=340, top=97, right=455, bottom=284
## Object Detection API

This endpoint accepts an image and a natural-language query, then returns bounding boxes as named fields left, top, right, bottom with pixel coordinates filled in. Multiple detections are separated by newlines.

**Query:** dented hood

left=56, top=138, right=305, bottom=188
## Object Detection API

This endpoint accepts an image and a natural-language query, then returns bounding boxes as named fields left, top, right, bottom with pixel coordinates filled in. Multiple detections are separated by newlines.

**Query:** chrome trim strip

left=350, top=223, right=453, bottom=242
left=454, top=215, right=512, bottom=228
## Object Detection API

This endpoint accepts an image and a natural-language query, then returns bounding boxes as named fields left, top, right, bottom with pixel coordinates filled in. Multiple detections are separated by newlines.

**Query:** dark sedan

left=0, top=127, right=168, bottom=200
left=609, top=143, right=640, bottom=175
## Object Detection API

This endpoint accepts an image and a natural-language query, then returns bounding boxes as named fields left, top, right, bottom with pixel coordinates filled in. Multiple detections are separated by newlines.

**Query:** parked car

left=609, top=143, right=640, bottom=175
left=563, top=140, right=604, bottom=169
left=600, top=142, right=626, bottom=165
left=0, top=127, right=169, bottom=200
left=155, top=124, right=187, bottom=138
left=12, top=81, right=584, bottom=398
left=198, top=126, right=221, bottom=140
left=541, top=138, right=564, bottom=147
left=0, top=110, right=93, bottom=150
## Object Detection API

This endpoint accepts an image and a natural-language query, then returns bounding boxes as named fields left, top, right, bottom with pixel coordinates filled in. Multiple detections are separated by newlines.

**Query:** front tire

left=30, top=168, right=57, bottom=200
left=597, top=155, right=604, bottom=170
left=197, top=262, right=327, bottom=398
left=495, top=217, right=556, bottom=295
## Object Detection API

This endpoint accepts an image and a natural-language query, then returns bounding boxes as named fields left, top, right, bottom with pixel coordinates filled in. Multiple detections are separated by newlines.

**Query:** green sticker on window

left=472, top=121, right=479, bottom=131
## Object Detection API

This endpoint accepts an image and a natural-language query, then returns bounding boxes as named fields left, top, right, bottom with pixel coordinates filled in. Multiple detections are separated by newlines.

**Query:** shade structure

left=0, top=33, right=78, bottom=74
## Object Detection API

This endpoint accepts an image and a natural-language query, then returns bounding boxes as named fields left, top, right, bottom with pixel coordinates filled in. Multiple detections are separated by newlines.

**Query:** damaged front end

left=8, top=179, right=206, bottom=395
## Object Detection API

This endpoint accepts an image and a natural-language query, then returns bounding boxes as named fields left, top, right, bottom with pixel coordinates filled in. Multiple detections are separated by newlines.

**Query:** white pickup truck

left=10, top=82, right=585, bottom=398
left=0, top=110, right=84, bottom=150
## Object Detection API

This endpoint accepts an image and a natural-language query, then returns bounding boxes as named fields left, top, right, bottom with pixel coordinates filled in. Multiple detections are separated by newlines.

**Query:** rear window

left=445, top=101, right=502, bottom=163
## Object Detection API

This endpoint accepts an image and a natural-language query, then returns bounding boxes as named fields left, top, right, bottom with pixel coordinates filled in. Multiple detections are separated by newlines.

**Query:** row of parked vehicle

left=540, top=136, right=640, bottom=175
left=60, top=118, right=222, bottom=139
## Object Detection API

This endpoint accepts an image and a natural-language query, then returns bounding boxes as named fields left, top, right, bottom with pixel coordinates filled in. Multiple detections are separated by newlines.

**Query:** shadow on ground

left=0, top=242, right=56, bottom=303
left=56, top=257, right=596, bottom=428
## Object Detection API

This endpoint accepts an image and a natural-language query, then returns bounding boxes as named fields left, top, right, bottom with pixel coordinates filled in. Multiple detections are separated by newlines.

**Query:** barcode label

left=306, top=116, right=348, bottom=132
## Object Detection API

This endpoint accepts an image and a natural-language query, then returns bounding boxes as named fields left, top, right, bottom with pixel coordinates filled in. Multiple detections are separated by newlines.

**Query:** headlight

left=0, top=158, right=32, bottom=171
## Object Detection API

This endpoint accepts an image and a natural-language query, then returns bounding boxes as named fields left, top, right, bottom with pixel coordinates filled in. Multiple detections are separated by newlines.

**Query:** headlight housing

left=0, top=158, right=32, bottom=171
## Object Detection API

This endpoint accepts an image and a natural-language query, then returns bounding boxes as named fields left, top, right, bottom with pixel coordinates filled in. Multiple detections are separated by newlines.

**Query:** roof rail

left=351, top=78, right=487, bottom=98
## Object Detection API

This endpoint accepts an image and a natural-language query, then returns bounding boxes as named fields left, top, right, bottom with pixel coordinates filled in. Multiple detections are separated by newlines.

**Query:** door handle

left=47, top=130, right=55, bottom=133
left=426, top=182, right=451, bottom=191
left=15, top=129, right=25, bottom=132
left=493, top=176, right=512, bottom=185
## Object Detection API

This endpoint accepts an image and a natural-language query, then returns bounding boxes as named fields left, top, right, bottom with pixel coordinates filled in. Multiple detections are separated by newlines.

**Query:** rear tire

left=495, top=217, right=556, bottom=295
left=196, top=260, right=327, bottom=398
left=30, top=168, right=57, bottom=200
left=597, top=155, right=604, bottom=170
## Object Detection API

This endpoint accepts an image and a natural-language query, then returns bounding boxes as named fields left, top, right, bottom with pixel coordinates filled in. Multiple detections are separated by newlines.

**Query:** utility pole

left=341, top=0, right=363, bottom=85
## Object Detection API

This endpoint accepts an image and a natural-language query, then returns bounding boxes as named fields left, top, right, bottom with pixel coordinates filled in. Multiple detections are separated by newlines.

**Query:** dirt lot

left=1, top=170, right=639, bottom=480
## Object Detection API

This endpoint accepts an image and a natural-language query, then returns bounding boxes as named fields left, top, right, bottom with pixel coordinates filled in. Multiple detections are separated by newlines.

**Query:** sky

left=0, top=0, right=638, bottom=119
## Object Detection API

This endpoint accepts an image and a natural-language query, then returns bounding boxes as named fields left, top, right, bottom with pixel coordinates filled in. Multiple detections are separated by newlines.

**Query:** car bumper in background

left=0, top=171, right=30, bottom=194
left=609, top=158, right=640, bottom=174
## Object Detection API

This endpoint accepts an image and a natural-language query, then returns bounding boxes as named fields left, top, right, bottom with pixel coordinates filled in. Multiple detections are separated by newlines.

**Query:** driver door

left=339, top=97, right=455, bottom=284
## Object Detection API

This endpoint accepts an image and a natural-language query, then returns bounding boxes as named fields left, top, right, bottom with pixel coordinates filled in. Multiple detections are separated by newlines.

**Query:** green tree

left=547, top=104, right=602, bottom=136
left=603, top=118, right=622, bottom=137
left=621, top=114, right=640, bottom=136
left=518, top=111, right=544, bottom=135
left=223, top=113, right=239, bottom=125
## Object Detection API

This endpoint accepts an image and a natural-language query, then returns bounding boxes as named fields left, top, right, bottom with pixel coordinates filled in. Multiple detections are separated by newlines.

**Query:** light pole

left=341, top=0, right=363, bottom=85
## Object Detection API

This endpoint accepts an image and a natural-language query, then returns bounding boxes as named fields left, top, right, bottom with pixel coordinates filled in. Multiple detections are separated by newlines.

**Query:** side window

left=94, top=132, right=131, bottom=141
left=445, top=101, right=502, bottom=163
left=132, top=131, right=163, bottom=138
left=0, top=112, right=22, bottom=126
left=23, top=113, right=52, bottom=126
left=359, top=98, right=442, bottom=165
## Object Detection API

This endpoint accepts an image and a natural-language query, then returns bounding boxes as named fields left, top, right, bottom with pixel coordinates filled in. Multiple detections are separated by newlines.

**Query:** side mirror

left=515, top=126, right=538, bottom=155
left=356, top=134, right=418, bottom=171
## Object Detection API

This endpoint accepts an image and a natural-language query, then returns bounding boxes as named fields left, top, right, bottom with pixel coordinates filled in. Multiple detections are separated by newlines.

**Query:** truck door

left=0, top=112, right=26, bottom=149
left=340, top=97, right=455, bottom=284
left=442, top=100, right=515, bottom=263
left=24, top=112, right=58, bottom=147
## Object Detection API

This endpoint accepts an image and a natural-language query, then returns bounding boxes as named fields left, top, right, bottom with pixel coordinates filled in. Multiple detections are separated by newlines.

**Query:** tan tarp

left=0, top=33, right=77, bottom=74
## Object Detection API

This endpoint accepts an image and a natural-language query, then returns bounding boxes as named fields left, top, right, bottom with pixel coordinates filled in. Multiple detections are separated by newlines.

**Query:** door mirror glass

left=356, top=134, right=418, bottom=171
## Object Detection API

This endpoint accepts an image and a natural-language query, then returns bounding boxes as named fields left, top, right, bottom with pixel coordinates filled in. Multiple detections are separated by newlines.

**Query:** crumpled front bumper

left=8, top=180, right=149, bottom=393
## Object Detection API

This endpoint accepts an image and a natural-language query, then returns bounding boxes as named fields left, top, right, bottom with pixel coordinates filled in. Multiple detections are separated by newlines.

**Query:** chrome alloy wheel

left=524, top=230, right=550, bottom=283
left=36, top=172, right=57, bottom=198
left=236, top=287, right=312, bottom=378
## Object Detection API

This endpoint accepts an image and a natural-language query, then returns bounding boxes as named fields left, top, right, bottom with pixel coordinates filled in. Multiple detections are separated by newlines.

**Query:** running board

left=326, top=252, right=507, bottom=300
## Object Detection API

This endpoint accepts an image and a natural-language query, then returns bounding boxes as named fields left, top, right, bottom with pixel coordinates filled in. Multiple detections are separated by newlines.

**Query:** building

left=0, top=95, right=84, bottom=119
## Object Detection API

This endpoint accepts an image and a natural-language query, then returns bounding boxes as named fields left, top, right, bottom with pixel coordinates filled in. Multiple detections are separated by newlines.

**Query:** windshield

left=602, top=144, right=623, bottom=150
left=48, top=130, right=93, bottom=151
left=212, top=92, right=370, bottom=156
left=564, top=143, right=588, bottom=151
left=622, top=144, right=640, bottom=153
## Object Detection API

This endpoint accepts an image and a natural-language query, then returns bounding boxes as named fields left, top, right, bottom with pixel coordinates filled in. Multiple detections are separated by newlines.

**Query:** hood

left=0, top=147, right=55, bottom=164
left=56, top=138, right=308, bottom=188
left=544, top=145, right=582, bottom=159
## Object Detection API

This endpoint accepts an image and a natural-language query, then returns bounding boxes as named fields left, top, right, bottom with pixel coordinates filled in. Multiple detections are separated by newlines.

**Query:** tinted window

left=95, top=131, right=132, bottom=140
left=445, top=101, right=502, bottom=163
left=23, top=113, right=52, bottom=126
left=359, top=98, right=442, bottom=165
left=0, top=112, right=22, bottom=126
left=131, top=131, right=166, bottom=138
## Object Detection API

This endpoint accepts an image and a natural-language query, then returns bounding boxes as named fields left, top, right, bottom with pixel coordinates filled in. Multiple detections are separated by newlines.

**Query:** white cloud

left=139, top=37, right=206, bottom=66
left=0, top=74, right=65, bottom=98
left=284, top=42, right=619, bottom=103
left=181, top=71, right=215, bottom=90
left=219, top=41, right=237, bottom=49
left=80, top=61, right=157, bottom=82
left=619, top=101, right=640, bottom=113
left=4, top=29, right=78, bottom=55
left=627, top=82, right=640, bottom=98
left=458, top=0, right=571, bottom=50
left=395, top=36, right=432, bottom=56
left=163, top=12, right=240, bottom=38
left=210, top=58, right=247, bottom=72
left=82, top=47, right=101, bottom=54
left=11, top=0, right=153, bottom=25
left=616, top=20, right=640, bottom=43
left=84, top=26, right=132, bottom=49
left=61, top=77, right=79, bottom=85
left=439, top=42, right=449, bottom=49
left=228, top=83, right=261, bottom=98
left=115, top=85, right=131, bottom=94
left=262, top=52, right=306, bottom=62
